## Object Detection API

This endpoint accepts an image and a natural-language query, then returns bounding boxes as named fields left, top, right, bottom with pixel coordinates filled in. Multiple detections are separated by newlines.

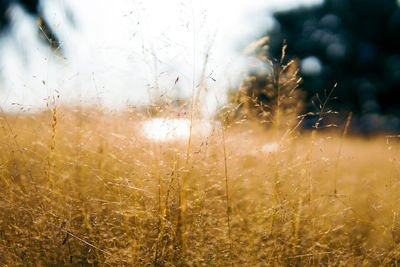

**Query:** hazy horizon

left=0, top=0, right=323, bottom=115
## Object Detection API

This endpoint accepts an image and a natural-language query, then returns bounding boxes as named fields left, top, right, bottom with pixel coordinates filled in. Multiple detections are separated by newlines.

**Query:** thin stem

left=46, top=221, right=111, bottom=256
left=333, top=112, right=352, bottom=197
left=221, top=124, right=232, bottom=250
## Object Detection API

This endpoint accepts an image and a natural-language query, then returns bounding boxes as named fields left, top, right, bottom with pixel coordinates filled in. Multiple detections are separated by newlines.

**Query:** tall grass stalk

left=307, top=84, right=337, bottom=201
left=221, top=123, right=232, bottom=252
left=386, top=135, right=400, bottom=256
left=176, top=4, right=198, bottom=260
left=333, top=112, right=352, bottom=197
left=47, top=95, right=58, bottom=187
left=304, top=84, right=337, bottom=265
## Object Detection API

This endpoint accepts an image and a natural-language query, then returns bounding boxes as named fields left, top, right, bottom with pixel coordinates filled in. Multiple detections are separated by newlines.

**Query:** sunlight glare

left=141, top=118, right=213, bottom=141
left=261, top=142, right=279, bottom=153
left=0, top=0, right=323, bottom=113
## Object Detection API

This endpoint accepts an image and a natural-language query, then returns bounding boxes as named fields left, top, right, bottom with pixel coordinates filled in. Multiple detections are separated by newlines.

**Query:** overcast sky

left=0, top=0, right=323, bottom=115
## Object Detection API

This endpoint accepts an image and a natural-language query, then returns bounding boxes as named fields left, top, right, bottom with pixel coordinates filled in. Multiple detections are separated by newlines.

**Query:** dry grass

left=0, top=104, right=399, bottom=266
left=0, top=35, right=399, bottom=266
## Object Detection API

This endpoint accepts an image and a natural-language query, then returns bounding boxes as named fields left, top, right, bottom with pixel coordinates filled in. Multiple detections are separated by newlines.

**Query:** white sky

left=0, top=0, right=322, bottom=115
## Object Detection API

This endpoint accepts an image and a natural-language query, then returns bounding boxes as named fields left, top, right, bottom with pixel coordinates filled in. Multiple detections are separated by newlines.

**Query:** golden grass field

left=0, top=105, right=399, bottom=266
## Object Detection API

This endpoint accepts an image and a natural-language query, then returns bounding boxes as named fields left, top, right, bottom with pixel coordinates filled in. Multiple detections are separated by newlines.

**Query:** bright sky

left=0, top=0, right=322, bottom=115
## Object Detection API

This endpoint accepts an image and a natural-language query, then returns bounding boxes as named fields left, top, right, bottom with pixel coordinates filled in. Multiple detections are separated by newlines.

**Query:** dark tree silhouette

left=266, top=0, right=400, bottom=132
left=0, top=0, right=67, bottom=49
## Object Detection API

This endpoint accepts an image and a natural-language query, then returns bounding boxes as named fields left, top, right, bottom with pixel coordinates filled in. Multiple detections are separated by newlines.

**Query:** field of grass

left=0, top=104, right=399, bottom=266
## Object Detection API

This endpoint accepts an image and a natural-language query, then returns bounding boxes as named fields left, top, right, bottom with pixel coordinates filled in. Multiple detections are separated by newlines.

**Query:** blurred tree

left=0, top=0, right=69, bottom=49
left=266, top=0, right=400, bottom=132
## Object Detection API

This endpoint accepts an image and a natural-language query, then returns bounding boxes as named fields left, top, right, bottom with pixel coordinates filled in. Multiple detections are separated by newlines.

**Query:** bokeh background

left=267, top=0, right=400, bottom=133
left=0, top=0, right=399, bottom=133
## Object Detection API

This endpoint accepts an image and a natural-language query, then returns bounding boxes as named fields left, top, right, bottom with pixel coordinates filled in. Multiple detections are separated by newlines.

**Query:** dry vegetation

left=0, top=103, right=399, bottom=266
left=1, top=41, right=400, bottom=266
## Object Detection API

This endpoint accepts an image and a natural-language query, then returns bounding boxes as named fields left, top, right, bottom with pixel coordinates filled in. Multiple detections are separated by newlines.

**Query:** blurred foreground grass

left=0, top=107, right=400, bottom=266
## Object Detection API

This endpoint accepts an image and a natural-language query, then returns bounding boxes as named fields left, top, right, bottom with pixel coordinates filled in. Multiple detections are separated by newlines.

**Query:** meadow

left=0, top=103, right=399, bottom=266
left=0, top=37, right=399, bottom=266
